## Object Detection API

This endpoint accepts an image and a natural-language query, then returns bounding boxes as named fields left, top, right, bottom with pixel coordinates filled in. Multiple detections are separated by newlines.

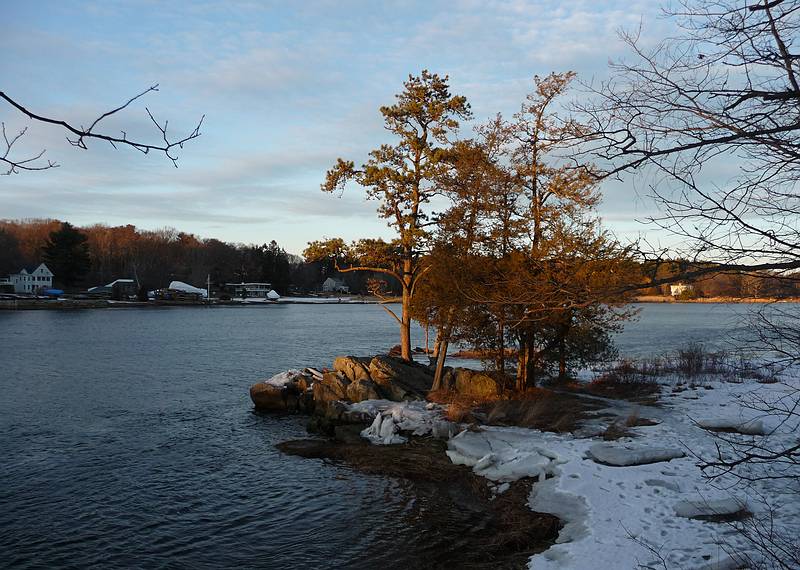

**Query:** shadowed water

left=0, top=302, right=780, bottom=568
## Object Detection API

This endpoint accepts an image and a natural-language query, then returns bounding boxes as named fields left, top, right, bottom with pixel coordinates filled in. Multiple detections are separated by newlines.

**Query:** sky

left=1, top=0, right=675, bottom=255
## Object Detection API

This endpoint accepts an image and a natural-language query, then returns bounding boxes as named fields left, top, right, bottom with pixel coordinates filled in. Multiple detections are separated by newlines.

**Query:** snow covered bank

left=446, top=429, right=564, bottom=482
left=347, top=370, right=799, bottom=569
left=495, top=376, right=799, bottom=569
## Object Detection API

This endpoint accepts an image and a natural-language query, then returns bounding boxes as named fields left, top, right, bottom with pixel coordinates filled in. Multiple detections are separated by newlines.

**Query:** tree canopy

left=315, top=70, right=471, bottom=360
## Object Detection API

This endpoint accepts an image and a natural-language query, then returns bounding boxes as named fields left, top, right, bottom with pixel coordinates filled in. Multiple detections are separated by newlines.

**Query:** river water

left=0, top=302, right=777, bottom=568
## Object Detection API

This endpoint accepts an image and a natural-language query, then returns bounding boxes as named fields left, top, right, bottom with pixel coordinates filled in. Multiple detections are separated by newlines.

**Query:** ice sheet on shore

left=446, top=429, right=563, bottom=482
left=587, top=442, right=686, bottom=466
left=354, top=401, right=458, bottom=445
left=523, top=373, right=800, bottom=570
left=696, top=417, right=766, bottom=435
left=338, top=368, right=800, bottom=569
left=674, top=497, right=749, bottom=519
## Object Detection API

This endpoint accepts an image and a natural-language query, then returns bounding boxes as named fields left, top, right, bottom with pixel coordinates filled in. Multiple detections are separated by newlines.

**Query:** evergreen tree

left=0, top=229, right=24, bottom=277
left=313, top=71, right=471, bottom=361
left=42, top=222, right=91, bottom=289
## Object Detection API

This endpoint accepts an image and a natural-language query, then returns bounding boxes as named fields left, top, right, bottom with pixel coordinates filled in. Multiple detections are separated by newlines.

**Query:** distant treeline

left=0, top=219, right=398, bottom=295
left=636, top=261, right=800, bottom=299
left=1, top=219, right=796, bottom=299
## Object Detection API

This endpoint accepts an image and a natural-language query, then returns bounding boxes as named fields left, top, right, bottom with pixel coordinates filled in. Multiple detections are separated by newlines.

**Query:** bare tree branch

left=0, top=84, right=203, bottom=171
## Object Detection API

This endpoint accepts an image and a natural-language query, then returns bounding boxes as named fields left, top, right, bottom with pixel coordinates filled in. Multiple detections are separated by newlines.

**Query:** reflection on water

left=0, top=303, right=789, bottom=567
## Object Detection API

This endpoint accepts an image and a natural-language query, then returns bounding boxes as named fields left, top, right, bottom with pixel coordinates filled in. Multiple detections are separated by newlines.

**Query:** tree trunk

left=516, top=341, right=528, bottom=392
left=496, top=315, right=506, bottom=377
left=525, top=339, right=538, bottom=388
left=400, top=304, right=412, bottom=361
left=430, top=327, right=442, bottom=366
left=400, top=259, right=413, bottom=361
left=558, top=337, right=566, bottom=381
left=432, top=337, right=450, bottom=391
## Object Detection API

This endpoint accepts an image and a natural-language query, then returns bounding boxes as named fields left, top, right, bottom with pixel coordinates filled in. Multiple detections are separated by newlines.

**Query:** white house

left=322, top=277, right=349, bottom=293
left=0, top=263, right=55, bottom=294
left=670, top=283, right=694, bottom=297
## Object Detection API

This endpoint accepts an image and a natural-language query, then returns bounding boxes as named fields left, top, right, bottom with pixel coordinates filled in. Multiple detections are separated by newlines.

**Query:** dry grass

left=428, top=386, right=604, bottom=433
left=483, top=389, right=603, bottom=433
left=625, top=410, right=659, bottom=427
left=601, top=410, right=660, bottom=440
left=602, top=420, right=631, bottom=440
left=584, top=372, right=661, bottom=401
left=428, top=388, right=504, bottom=424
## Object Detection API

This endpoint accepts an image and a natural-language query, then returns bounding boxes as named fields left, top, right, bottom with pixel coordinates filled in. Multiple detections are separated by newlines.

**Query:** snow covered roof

left=88, top=279, right=137, bottom=293
left=168, top=281, right=208, bottom=297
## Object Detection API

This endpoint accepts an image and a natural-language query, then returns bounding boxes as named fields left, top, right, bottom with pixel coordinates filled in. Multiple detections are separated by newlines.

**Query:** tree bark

left=432, top=337, right=450, bottom=391
left=430, top=327, right=443, bottom=366
left=516, top=339, right=528, bottom=392
left=399, top=258, right=413, bottom=361
left=496, top=315, right=506, bottom=377
left=400, top=288, right=412, bottom=362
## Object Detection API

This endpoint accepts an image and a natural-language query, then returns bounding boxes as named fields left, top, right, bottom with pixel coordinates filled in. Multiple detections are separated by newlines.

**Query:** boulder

left=311, top=371, right=353, bottom=418
left=452, top=368, right=501, bottom=398
left=368, top=356, right=434, bottom=401
left=333, top=355, right=372, bottom=383
left=250, top=381, right=309, bottom=412
left=320, top=371, right=350, bottom=399
left=249, top=382, right=286, bottom=412
left=307, top=399, right=373, bottom=435
left=346, top=378, right=384, bottom=403
left=250, top=369, right=315, bottom=412
left=298, top=388, right=315, bottom=414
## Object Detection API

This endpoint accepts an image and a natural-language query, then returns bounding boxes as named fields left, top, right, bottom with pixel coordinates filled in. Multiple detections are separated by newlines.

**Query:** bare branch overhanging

left=0, top=84, right=203, bottom=173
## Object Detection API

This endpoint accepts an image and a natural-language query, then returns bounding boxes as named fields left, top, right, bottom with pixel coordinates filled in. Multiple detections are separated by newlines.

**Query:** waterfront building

left=0, top=263, right=55, bottom=294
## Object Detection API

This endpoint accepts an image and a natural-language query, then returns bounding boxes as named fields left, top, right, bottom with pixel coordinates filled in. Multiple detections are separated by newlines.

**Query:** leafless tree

left=578, top=0, right=800, bottom=281
left=1, top=84, right=203, bottom=174
left=578, top=1, right=800, bottom=566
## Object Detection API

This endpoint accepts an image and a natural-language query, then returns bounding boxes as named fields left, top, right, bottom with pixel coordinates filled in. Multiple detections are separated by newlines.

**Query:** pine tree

left=42, top=222, right=91, bottom=289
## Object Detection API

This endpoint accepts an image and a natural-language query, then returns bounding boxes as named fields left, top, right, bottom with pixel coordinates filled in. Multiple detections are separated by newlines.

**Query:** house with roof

left=0, top=263, right=54, bottom=294
left=670, top=283, right=694, bottom=297
left=87, top=278, right=137, bottom=300
left=224, top=282, right=273, bottom=298
left=321, top=277, right=349, bottom=293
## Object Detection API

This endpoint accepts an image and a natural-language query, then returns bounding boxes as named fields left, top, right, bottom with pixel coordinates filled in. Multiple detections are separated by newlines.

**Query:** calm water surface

left=0, top=303, right=772, bottom=568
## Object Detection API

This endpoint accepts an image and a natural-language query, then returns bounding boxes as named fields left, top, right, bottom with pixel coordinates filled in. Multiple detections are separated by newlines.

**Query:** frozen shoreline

left=339, top=368, right=800, bottom=569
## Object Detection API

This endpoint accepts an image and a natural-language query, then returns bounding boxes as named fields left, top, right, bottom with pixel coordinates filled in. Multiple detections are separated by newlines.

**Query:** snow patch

left=587, top=442, right=685, bottom=466
left=530, top=477, right=590, bottom=544
left=446, top=429, right=563, bottom=482
left=696, top=417, right=765, bottom=435
left=264, top=369, right=306, bottom=388
left=674, top=497, right=748, bottom=519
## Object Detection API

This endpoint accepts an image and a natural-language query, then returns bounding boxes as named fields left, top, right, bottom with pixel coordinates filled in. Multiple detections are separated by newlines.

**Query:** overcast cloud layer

left=2, top=0, right=673, bottom=254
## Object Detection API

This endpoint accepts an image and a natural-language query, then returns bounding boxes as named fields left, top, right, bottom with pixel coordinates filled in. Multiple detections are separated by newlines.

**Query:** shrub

left=676, top=342, right=706, bottom=376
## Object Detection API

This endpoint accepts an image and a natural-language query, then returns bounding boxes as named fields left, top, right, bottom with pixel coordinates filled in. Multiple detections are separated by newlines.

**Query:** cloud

left=2, top=0, right=686, bottom=253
